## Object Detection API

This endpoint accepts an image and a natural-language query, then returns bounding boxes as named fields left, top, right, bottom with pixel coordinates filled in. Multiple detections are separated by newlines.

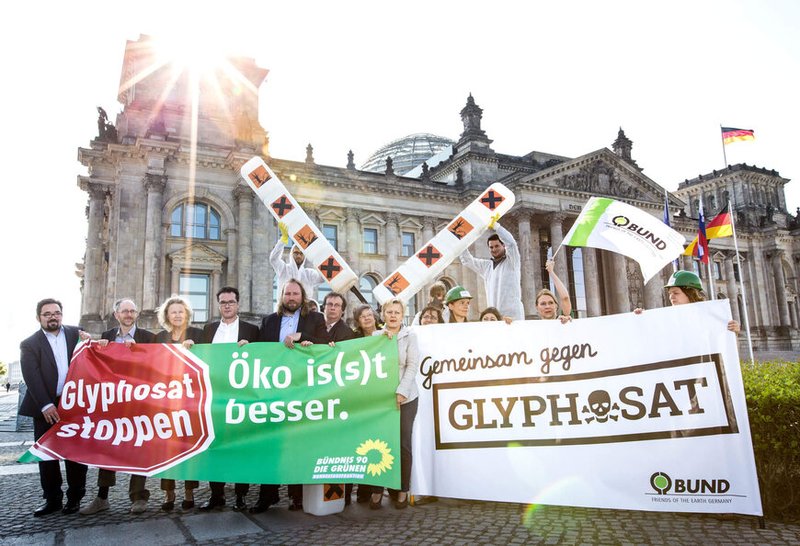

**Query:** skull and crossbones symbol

left=582, top=390, right=620, bottom=424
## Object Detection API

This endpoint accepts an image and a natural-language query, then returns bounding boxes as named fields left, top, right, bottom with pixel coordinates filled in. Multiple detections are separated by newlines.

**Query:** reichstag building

left=77, top=35, right=800, bottom=351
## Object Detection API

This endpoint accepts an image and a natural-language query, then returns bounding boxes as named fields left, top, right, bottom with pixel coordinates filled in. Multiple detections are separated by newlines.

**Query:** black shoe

left=232, top=496, right=247, bottom=512
left=161, top=501, right=174, bottom=512
left=62, top=500, right=81, bottom=515
left=288, top=499, right=303, bottom=511
left=181, top=500, right=195, bottom=510
left=199, top=497, right=225, bottom=511
left=33, top=501, right=62, bottom=517
left=249, top=499, right=271, bottom=513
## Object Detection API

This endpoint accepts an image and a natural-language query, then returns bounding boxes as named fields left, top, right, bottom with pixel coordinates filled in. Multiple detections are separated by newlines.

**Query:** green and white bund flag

left=563, top=197, right=685, bottom=283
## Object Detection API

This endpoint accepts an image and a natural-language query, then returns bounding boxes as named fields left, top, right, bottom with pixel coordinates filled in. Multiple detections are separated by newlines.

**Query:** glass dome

left=361, top=133, right=454, bottom=175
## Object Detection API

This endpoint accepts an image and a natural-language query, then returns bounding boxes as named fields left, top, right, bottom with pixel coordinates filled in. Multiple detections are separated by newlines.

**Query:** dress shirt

left=279, top=309, right=301, bottom=343
left=212, top=318, right=240, bottom=344
left=43, top=327, right=69, bottom=399
left=114, top=325, right=138, bottom=344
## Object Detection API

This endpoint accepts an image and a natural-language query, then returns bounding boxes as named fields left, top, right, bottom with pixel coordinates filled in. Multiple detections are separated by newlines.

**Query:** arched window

left=170, top=202, right=221, bottom=240
left=359, top=275, right=378, bottom=306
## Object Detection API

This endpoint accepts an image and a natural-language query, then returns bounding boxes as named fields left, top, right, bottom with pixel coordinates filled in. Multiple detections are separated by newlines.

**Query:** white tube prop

left=240, top=157, right=359, bottom=294
left=372, top=182, right=515, bottom=305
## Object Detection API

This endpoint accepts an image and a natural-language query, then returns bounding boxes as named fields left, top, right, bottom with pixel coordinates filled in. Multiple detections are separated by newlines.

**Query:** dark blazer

left=101, top=326, right=155, bottom=344
left=326, top=320, right=356, bottom=343
left=260, top=310, right=327, bottom=343
left=155, top=326, right=204, bottom=344
left=19, top=325, right=81, bottom=417
left=202, top=319, right=260, bottom=344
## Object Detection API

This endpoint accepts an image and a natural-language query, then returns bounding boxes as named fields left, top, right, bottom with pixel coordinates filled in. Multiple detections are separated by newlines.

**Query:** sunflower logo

left=355, top=439, right=394, bottom=476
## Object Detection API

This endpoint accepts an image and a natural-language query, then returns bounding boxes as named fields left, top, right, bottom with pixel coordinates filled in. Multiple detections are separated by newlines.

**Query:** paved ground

left=1, top=388, right=798, bottom=545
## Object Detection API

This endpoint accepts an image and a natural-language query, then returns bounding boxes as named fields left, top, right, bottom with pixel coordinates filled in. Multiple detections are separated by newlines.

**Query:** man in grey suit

left=80, top=298, right=155, bottom=516
left=20, top=298, right=88, bottom=517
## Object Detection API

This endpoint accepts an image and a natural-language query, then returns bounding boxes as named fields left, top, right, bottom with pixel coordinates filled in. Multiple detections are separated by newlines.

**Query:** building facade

left=77, top=36, right=800, bottom=351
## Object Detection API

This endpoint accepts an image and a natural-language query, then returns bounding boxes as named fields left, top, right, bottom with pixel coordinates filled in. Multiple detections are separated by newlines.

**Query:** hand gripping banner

left=240, top=156, right=359, bottom=294
left=372, top=183, right=515, bottom=305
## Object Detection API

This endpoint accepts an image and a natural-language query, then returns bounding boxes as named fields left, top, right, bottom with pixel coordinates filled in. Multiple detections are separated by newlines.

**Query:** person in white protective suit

left=458, top=217, right=524, bottom=320
left=269, top=222, right=326, bottom=297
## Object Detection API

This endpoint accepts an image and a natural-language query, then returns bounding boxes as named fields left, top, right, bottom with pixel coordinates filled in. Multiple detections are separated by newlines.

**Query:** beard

left=283, top=299, right=301, bottom=313
left=43, top=320, right=61, bottom=332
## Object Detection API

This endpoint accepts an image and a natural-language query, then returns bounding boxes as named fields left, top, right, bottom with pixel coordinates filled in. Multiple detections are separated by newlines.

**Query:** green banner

left=157, top=336, right=401, bottom=488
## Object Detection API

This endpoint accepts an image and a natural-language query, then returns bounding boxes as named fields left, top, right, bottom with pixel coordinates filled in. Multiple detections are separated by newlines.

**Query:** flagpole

left=707, top=260, right=716, bottom=300
left=551, top=242, right=564, bottom=261
left=720, top=124, right=729, bottom=168
left=729, top=199, right=756, bottom=364
left=664, top=188, right=678, bottom=272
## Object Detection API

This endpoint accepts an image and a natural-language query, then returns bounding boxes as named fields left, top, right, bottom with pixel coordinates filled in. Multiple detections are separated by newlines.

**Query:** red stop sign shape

left=34, top=342, right=214, bottom=476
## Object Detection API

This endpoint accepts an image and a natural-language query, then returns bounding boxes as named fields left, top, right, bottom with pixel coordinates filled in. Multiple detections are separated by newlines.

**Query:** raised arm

left=494, top=223, right=519, bottom=264
left=546, top=259, right=572, bottom=317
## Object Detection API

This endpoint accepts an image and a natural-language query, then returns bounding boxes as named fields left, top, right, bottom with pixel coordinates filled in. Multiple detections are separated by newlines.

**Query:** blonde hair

left=535, top=288, right=557, bottom=307
left=157, top=295, right=193, bottom=332
left=381, top=298, right=406, bottom=321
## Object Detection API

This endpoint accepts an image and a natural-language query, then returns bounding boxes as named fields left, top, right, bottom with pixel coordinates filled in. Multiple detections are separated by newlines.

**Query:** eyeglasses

left=117, top=309, right=138, bottom=314
left=219, top=300, right=238, bottom=306
left=325, top=302, right=342, bottom=308
left=40, top=311, right=62, bottom=319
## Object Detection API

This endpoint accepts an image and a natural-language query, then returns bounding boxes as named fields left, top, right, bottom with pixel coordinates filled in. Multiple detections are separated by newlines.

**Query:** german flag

left=684, top=205, right=733, bottom=256
left=721, top=126, right=755, bottom=145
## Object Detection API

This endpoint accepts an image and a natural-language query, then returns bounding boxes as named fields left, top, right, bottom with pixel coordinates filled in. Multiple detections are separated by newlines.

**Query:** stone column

left=346, top=208, right=361, bottom=275
left=643, top=270, right=664, bottom=310
left=750, top=248, right=772, bottom=329
left=582, top=248, right=602, bottom=317
left=724, top=254, right=740, bottom=323
left=142, top=174, right=167, bottom=311
left=517, top=213, right=535, bottom=316
left=529, top=225, right=542, bottom=296
left=770, top=252, right=791, bottom=328
left=226, top=228, right=238, bottom=286
left=81, top=183, right=107, bottom=318
left=549, top=213, right=568, bottom=284
left=610, top=253, right=631, bottom=313
left=171, top=264, right=180, bottom=296
left=386, top=213, right=399, bottom=274
left=235, top=184, right=253, bottom=313
left=422, top=217, right=435, bottom=244
left=211, top=269, right=222, bottom=319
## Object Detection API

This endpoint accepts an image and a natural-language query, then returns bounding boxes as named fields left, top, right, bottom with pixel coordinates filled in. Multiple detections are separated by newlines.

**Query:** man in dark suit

left=199, top=287, right=260, bottom=513
left=80, top=298, right=155, bottom=516
left=249, top=278, right=326, bottom=513
left=321, top=291, right=358, bottom=505
left=322, top=292, right=356, bottom=344
left=19, top=298, right=88, bottom=517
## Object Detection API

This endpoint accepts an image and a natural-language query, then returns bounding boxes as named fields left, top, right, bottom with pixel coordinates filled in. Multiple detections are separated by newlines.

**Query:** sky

left=1, top=0, right=799, bottom=364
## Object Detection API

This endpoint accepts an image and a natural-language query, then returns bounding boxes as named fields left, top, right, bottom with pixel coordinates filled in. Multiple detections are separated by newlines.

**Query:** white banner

left=410, top=300, right=763, bottom=516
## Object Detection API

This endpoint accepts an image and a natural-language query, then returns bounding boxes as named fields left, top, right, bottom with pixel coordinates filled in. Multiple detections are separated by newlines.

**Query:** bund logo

left=650, top=472, right=672, bottom=495
left=649, top=471, right=730, bottom=495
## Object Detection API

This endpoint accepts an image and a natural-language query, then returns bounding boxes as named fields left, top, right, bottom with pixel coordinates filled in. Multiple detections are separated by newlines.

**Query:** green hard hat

left=445, top=286, right=473, bottom=304
left=664, top=270, right=702, bottom=291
